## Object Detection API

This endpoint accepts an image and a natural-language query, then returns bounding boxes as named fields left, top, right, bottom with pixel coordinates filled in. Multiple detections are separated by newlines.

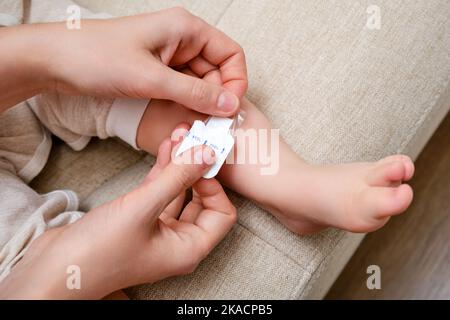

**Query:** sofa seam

left=80, top=147, right=145, bottom=203
left=237, top=221, right=311, bottom=275
left=397, top=74, right=450, bottom=154
left=213, top=0, right=234, bottom=26
left=293, top=232, right=347, bottom=299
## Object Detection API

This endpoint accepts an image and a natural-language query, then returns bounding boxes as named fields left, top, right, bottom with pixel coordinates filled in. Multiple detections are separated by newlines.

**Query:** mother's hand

left=0, top=126, right=237, bottom=299
left=7, top=7, right=247, bottom=116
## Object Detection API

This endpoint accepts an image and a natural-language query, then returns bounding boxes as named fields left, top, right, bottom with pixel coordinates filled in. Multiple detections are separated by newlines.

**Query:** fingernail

left=194, top=147, right=204, bottom=164
left=217, top=91, right=239, bottom=113
left=171, top=128, right=188, bottom=143
left=202, top=146, right=216, bottom=165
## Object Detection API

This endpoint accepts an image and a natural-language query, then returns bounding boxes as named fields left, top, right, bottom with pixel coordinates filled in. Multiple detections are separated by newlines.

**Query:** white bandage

left=175, top=116, right=237, bottom=179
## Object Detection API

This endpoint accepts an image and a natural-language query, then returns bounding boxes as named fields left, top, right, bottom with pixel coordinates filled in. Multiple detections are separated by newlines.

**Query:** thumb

left=156, top=67, right=240, bottom=116
left=126, top=145, right=216, bottom=225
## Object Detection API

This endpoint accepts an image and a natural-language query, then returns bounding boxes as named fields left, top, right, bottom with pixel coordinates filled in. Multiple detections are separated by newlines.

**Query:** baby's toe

left=379, top=155, right=415, bottom=181
left=364, top=184, right=413, bottom=220
left=402, top=157, right=415, bottom=181
left=367, top=160, right=406, bottom=186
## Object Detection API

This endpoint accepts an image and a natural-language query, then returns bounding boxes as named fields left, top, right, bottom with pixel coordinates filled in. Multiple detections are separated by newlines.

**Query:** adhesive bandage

left=175, top=112, right=245, bottom=179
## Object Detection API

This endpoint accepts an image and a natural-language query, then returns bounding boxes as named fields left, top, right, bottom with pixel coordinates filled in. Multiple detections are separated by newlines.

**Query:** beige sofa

left=31, top=0, right=450, bottom=299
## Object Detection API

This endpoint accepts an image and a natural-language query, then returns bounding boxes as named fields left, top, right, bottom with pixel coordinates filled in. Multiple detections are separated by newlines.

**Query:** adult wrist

left=0, top=24, right=54, bottom=99
left=16, top=23, right=58, bottom=93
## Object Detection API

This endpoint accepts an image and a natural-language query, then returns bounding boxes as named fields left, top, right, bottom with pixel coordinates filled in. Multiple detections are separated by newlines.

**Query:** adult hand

left=0, top=126, right=237, bottom=299
left=1, top=7, right=247, bottom=115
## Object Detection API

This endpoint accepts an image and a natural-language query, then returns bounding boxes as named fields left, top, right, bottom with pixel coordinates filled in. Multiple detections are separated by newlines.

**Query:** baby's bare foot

left=266, top=155, right=414, bottom=235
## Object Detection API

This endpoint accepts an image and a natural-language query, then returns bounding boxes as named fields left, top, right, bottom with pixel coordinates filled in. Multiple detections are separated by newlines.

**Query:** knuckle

left=170, top=6, right=190, bottom=17
left=189, top=15, right=204, bottom=33
left=236, top=43, right=245, bottom=55
left=171, top=7, right=193, bottom=27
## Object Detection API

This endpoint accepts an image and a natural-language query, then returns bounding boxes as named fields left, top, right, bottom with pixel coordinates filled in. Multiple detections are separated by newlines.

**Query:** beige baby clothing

left=0, top=1, right=148, bottom=281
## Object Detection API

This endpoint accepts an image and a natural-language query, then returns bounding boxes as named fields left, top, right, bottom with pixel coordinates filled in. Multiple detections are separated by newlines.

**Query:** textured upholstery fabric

left=32, top=0, right=450, bottom=299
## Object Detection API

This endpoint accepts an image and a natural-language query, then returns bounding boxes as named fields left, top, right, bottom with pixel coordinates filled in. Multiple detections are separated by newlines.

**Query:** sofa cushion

left=33, top=0, right=450, bottom=299
left=31, top=138, right=144, bottom=200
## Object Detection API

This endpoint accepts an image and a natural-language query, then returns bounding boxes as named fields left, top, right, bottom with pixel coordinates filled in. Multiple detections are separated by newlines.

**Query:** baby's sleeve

left=28, top=93, right=149, bottom=151
left=105, top=98, right=149, bottom=150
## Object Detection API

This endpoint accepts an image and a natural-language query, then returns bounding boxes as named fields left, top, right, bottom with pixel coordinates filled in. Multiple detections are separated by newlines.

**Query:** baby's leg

left=0, top=103, right=83, bottom=281
left=137, top=98, right=414, bottom=234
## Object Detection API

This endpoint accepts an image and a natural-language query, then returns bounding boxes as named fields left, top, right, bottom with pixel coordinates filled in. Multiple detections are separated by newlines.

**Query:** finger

left=181, top=66, right=222, bottom=86
left=156, top=66, right=240, bottom=116
left=197, top=24, right=248, bottom=98
left=134, top=145, right=216, bottom=225
left=179, top=67, right=198, bottom=78
left=143, top=121, right=190, bottom=184
left=161, top=9, right=247, bottom=97
left=165, top=13, right=248, bottom=98
left=182, top=178, right=237, bottom=248
left=169, top=122, right=190, bottom=161
left=143, top=138, right=172, bottom=184
left=203, top=69, right=222, bottom=86
left=136, top=9, right=247, bottom=113
left=160, top=124, right=191, bottom=221
left=188, top=56, right=217, bottom=78
left=170, top=123, right=190, bottom=145
left=180, top=68, right=222, bottom=86
left=160, top=192, right=186, bottom=221
left=193, top=178, right=236, bottom=220
left=179, top=189, right=202, bottom=223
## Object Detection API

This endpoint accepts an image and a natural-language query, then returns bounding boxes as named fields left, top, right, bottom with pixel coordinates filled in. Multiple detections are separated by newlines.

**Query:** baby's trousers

left=0, top=93, right=147, bottom=281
